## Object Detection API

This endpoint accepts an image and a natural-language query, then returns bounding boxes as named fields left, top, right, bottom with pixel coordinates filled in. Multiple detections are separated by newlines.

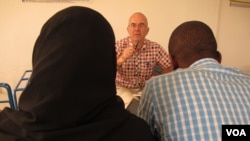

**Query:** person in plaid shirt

left=115, top=12, right=172, bottom=108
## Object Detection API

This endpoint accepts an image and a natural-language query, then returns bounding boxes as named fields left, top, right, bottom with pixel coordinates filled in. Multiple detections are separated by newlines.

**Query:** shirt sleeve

left=156, top=47, right=172, bottom=69
left=115, top=41, right=123, bottom=57
left=138, top=82, right=156, bottom=135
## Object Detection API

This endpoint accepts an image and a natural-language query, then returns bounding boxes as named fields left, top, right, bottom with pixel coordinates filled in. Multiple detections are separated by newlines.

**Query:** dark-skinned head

left=168, top=21, right=221, bottom=69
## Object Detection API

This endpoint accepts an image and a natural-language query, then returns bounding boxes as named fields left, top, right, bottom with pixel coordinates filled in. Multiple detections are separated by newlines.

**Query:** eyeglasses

left=128, top=23, right=147, bottom=28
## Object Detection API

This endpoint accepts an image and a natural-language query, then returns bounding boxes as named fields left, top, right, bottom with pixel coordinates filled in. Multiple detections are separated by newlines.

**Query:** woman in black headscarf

left=0, top=6, right=154, bottom=141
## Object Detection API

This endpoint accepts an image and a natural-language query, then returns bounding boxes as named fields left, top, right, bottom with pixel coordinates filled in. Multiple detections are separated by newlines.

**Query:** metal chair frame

left=13, top=70, right=32, bottom=110
left=0, top=82, right=15, bottom=109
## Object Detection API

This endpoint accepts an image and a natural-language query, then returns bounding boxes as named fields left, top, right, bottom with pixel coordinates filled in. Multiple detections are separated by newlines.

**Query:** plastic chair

left=0, top=82, right=15, bottom=109
left=13, top=70, right=32, bottom=110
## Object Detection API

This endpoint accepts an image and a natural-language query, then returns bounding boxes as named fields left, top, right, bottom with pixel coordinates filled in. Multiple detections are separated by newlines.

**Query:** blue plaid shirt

left=138, top=58, right=250, bottom=141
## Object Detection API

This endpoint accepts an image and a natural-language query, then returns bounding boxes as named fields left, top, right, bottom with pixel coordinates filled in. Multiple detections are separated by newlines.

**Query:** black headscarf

left=0, top=6, right=154, bottom=141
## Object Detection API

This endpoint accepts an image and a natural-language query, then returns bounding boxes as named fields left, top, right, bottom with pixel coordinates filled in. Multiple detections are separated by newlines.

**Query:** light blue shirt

left=138, top=58, right=250, bottom=141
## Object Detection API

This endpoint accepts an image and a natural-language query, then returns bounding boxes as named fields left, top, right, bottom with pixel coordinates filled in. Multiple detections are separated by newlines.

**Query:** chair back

left=0, top=82, right=15, bottom=109
left=13, top=70, right=32, bottom=110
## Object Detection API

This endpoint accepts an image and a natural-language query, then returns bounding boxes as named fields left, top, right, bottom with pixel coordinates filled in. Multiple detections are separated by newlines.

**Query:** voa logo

left=226, top=129, right=246, bottom=136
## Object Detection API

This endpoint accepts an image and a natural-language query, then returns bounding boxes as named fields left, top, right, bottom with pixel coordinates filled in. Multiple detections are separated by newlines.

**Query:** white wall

left=217, top=0, right=250, bottom=72
left=0, top=0, right=250, bottom=89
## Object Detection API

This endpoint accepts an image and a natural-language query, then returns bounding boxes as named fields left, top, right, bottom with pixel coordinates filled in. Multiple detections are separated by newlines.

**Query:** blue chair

left=0, top=82, right=15, bottom=109
left=13, top=70, right=32, bottom=110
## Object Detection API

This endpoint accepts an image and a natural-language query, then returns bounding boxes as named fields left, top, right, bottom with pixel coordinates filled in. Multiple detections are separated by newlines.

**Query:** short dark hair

left=168, top=21, right=217, bottom=62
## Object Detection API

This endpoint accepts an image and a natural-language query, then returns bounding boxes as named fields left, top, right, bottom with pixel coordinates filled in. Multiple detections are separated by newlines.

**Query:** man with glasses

left=115, top=12, right=173, bottom=108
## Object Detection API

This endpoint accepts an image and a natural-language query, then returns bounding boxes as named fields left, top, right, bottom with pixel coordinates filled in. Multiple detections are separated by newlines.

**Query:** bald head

left=168, top=21, right=221, bottom=69
left=128, top=12, right=148, bottom=26
left=127, top=12, right=149, bottom=45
